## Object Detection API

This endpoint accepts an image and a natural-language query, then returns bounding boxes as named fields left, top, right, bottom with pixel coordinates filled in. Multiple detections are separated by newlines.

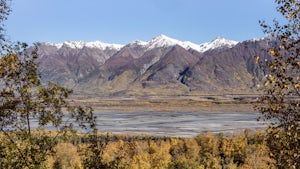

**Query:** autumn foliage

left=33, top=130, right=274, bottom=169
left=256, top=0, right=300, bottom=168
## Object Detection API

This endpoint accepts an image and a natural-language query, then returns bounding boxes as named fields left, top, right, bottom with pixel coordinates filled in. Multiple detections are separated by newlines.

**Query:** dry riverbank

left=70, top=94, right=258, bottom=113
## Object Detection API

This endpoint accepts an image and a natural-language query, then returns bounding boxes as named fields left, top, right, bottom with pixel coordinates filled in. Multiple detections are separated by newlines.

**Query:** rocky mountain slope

left=35, top=35, right=270, bottom=96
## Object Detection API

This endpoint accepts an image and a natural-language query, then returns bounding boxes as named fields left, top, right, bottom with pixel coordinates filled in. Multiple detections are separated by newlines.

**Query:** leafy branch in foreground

left=256, top=0, right=300, bottom=168
left=0, top=42, right=97, bottom=168
left=0, top=0, right=97, bottom=167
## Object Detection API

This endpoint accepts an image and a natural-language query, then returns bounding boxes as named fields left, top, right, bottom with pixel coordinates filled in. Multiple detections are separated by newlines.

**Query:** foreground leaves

left=257, top=0, right=300, bottom=168
left=0, top=43, right=96, bottom=168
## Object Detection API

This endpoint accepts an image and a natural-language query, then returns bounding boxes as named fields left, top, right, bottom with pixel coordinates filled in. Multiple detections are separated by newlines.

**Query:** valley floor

left=71, top=94, right=258, bottom=113
left=68, top=95, right=266, bottom=137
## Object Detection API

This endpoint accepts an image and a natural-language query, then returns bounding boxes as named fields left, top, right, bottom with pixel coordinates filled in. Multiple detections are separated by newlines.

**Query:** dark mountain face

left=35, top=39, right=271, bottom=96
left=140, top=45, right=200, bottom=87
left=185, top=40, right=271, bottom=93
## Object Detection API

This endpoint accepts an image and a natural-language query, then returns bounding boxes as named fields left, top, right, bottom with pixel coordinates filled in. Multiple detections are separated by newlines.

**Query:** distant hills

left=35, top=35, right=271, bottom=96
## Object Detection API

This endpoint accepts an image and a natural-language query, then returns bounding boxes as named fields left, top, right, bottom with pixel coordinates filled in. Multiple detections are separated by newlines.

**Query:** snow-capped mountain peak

left=63, top=41, right=86, bottom=49
left=43, top=35, right=239, bottom=53
left=198, top=37, right=238, bottom=53
left=43, top=42, right=63, bottom=49
left=148, top=34, right=181, bottom=49
left=45, top=41, right=124, bottom=50
left=85, top=41, right=124, bottom=50
left=212, top=36, right=238, bottom=46
left=143, top=34, right=238, bottom=53
left=145, top=34, right=202, bottom=52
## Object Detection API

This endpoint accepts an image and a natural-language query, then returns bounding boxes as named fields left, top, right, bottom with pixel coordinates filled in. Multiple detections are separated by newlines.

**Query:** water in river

left=94, top=111, right=267, bottom=137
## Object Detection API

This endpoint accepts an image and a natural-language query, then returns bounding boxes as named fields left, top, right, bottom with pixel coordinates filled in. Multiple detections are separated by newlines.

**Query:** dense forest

left=0, top=130, right=275, bottom=169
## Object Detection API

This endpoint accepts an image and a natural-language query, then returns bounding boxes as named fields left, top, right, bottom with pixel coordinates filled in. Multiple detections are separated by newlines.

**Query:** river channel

left=94, top=111, right=267, bottom=137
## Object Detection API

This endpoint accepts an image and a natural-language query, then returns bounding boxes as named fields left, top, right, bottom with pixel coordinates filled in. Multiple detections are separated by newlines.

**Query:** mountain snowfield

left=145, top=34, right=239, bottom=53
left=44, top=34, right=239, bottom=53
left=45, top=40, right=124, bottom=50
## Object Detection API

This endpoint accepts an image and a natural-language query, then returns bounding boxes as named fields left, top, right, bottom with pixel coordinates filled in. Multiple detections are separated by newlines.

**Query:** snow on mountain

left=136, top=34, right=238, bottom=53
left=45, top=41, right=124, bottom=50
left=63, top=41, right=86, bottom=49
left=44, top=42, right=63, bottom=49
left=147, top=34, right=181, bottom=49
left=85, top=41, right=124, bottom=50
left=198, top=37, right=238, bottom=53
left=129, top=40, right=148, bottom=46
left=146, top=34, right=202, bottom=52
left=246, top=36, right=269, bottom=43
left=44, top=35, right=239, bottom=53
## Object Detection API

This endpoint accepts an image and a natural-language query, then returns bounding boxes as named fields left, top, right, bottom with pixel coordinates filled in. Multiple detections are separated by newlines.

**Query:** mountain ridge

left=42, top=34, right=239, bottom=53
left=36, top=35, right=271, bottom=96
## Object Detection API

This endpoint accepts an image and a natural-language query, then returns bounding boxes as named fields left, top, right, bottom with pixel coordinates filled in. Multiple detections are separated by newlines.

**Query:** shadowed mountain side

left=186, top=39, right=271, bottom=94
left=140, top=45, right=199, bottom=87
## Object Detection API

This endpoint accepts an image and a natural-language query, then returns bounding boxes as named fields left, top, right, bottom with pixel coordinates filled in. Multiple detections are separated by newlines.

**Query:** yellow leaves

left=271, top=105, right=279, bottom=111
left=131, top=151, right=151, bottom=169
left=10, top=62, right=16, bottom=70
left=264, top=81, right=270, bottom=87
left=8, top=54, right=17, bottom=68
left=269, top=48, right=276, bottom=56
left=81, top=131, right=280, bottom=168
left=52, top=143, right=82, bottom=169
left=24, top=85, right=30, bottom=93
left=264, top=74, right=276, bottom=87
left=9, top=54, right=17, bottom=61
left=268, top=74, right=275, bottom=82
left=255, top=56, right=259, bottom=64
left=287, top=13, right=294, bottom=18
left=287, top=12, right=296, bottom=18
left=295, top=83, right=300, bottom=89
left=0, top=54, right=17, bottom=71
left=149, top=141, right=172, bottom=169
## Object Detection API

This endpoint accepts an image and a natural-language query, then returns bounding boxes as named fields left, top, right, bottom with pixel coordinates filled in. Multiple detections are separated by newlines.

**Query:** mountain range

left=35, top=35, right=271, bottom=96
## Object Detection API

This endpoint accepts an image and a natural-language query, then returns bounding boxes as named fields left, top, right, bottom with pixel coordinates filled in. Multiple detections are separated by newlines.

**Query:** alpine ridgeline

left=36, top=35, right=271, bottom=96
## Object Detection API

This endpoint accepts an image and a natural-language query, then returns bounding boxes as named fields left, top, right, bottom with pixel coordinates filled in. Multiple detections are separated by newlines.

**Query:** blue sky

left=5, top=0, right=281, bottom=44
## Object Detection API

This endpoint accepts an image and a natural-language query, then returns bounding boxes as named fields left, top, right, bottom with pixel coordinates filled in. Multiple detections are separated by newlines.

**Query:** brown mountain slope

left=35, top=39, right=271, bottom=96
left=185, top=39, right=270, bottom=94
